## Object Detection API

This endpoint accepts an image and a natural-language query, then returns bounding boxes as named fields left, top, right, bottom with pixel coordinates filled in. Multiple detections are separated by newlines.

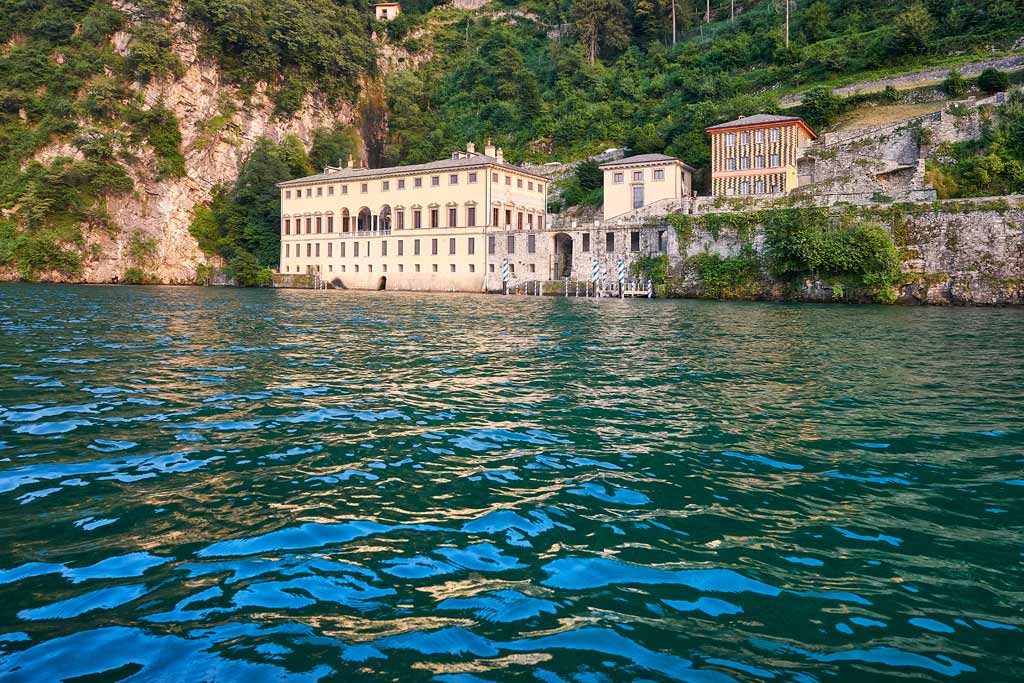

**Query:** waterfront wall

left=666, top=196, right=1024, bottom=305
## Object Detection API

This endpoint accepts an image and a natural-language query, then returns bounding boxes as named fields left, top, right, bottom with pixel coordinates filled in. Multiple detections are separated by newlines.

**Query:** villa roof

left=599, top=153, right=696, bottom=171
left=276, top=152, right=547, bottom=188
left=705, top=114, right=816, bottom=138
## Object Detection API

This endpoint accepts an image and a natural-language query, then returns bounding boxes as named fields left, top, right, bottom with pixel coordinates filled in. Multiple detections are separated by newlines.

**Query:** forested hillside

left=0, top=0, right=1022, bottom=282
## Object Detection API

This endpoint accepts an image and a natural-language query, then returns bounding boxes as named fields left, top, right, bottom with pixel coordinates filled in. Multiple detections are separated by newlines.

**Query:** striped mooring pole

left=617, top=258, right=626, bottom=298
left=591, top=259, right=599, bottom=297
left=502, top=257, right=510, bottom=295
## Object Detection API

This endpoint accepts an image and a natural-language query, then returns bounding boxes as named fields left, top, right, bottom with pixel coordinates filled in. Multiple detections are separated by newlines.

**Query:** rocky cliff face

left=33, top=12, right=361, bottom=284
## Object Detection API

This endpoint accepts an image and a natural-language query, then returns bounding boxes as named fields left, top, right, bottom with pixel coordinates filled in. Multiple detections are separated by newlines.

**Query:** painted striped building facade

left=706, top=115, right=816, bottom=197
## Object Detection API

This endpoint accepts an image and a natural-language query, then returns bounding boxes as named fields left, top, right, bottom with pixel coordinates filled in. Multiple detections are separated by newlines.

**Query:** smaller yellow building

left=705, top=114, right=816, bottom=196
left=374, top=2, right=400, bottom=20
left=599, top=154, right=694, bottom=220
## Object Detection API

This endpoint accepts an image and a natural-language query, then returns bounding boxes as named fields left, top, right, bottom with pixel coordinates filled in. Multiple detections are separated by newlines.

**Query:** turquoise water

left=0, top=283, right=1021, bottom=682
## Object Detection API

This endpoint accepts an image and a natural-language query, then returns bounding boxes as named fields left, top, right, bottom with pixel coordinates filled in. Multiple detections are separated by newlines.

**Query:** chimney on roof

left=347, top=155, right=354, bottom=169
left=467, top=141, right=475, bottom=154
left=484, top=138, right=496, bottom=157
left=496, top=147, right=504, bottom=163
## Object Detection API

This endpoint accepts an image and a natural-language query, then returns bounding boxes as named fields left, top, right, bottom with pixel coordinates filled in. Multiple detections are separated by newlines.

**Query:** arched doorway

left=379, top=205, right=392, bottom=233
left=341, top=208, right=350, bottom=232
left=357, top=207, right=371, bottom=233
left=377, top=276, right=387, bottom=291
left=553, top=233, right=573, bottom=278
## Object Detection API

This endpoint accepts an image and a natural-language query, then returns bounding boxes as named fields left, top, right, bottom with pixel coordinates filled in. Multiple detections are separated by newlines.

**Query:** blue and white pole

left=502, top=257, right=510, bottom=295
left=591, top=258, right=599, bottom=297
left=617, top=258, right=625, bottom=297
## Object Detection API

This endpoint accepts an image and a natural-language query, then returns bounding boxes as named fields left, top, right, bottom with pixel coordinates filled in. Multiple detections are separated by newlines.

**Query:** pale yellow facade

left=277, top=143, right=548, bottom=291
left=599, top=154, right=694, bottom=220
left=374, top=2, right=400, bottom=20
left=706, top=115, right=815, bottom=197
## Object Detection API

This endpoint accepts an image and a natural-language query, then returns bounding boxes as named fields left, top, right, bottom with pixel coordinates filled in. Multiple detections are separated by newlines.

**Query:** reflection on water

left=0, top=284, right=1021, bottom=682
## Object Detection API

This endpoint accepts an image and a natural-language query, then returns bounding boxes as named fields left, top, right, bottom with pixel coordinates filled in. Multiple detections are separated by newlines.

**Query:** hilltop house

left=705, top=114, right=816, bottom=196
left=374, top=2, right=400, bottom=20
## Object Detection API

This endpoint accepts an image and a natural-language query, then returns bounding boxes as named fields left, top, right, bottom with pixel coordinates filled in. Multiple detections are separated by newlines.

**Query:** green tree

left=799, top=1, right=832, bottom=44
left=977, top=68, right=1009, bottom=95
left=891, top=1, right=937, bottom=56
left=942, top=69, right=967, bottom=98
left=800, top=86, right=842, bottom=130
left=572, top=0, right=630, bottom=64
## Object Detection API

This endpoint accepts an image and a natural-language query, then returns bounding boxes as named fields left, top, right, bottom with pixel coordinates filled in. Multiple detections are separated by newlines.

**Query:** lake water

left=0, top=283, right=1021, bottom=682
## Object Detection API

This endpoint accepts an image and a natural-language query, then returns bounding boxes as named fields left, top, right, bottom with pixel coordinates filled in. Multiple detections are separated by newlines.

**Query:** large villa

left=276, top=115, right=815, bottom=292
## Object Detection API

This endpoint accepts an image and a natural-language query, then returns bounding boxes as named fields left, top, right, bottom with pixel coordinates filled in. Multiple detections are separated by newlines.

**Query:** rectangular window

left=306, top=217, right=312, bottom=234
left=328, top=186, right=334, bottom=195
left=632, top=171, right=643, bottom=181
left=317, top=187, right=323, bottom=196
left=528, top=214, right=533, bottom=229
left=398, top=239, right=404, bottom=256
left=398, top=264, right=404, bottom=272
left=658, top=230, right=666, bottom=253
left=340, top=242, right=346, bottom=257
left=527, top=234, right=535, bottom=254
left=517, top=212, right=523, bottom=230
left=489, top=264, right=495, bottom=273
left=755, top=156, right=765, bottom=169
left=284, top=219, right=290, bottom=235
left=488, top=235, right=496, bottom=254
left=327, top=242, right=332, bottom=257
left=449, top=237, right=456, bottom=255
left=468, top=237, right=475, bottom=255
left=316, top=216, right=322, bottom=233
left=755, top=129, right=765, bottom=143
left=342, top=185, right=348, bottom=195
left=505, top=209, right=511, bottom=226
left=726, top=133, right=736, bottom=146
left=654, top=169, right=665, bottom=180
left=740, top=131, right=750, bottom=144
left=727, top=158, right=737, bottom=171
left=432, top=264, right=438, bottom=272
left=632, top=185, right=644, bottom=209
left=492, top=172, right=498, bottom=182
left=430, top=209, right=439, bottom=228
left=528, top=181, right=533, bottom=191
left=366, top=241, right=370, bottom=256
left=415, top=264, right=421, bottom=272
left=360, top=183, right=368, bottom=193
left=305, top=188, right=311, bottom=197
left=755, top=180, right=765, bottom=194
left=353, top=242, right=359, bottom=257
left=505, top=176, right=511, bottom=186
left=431, top=176, right=440, bottom=186
left=381, top=240, right=388, bottom=256
left=468, top=207, right=476, bottom=227
left=449, top=174, right=458, bottom=185
left=382, top=180, right=390, bottom=191
left=414, top=177, right=423, bottom=188
left=770, top=128, right=781, bottom=142
left=770, top=154, right=781, bottom=167
left=529, top=264, right=535, bottom=273
left=614, top=172, right=624, bottom=184
left=448, top=207, right=457, bottom=227
left=306, top=243, right=311, bottom=257
left=507, top=235, right=515, bottom=253
left=469, top=264, right=475, bottom=273
left=414, top=239, right=421, bottom=256
left=398, top=179, right=406, bottom=189
left=414, top=210, right=422, bottom=229
left=286, top=244, right=290, bottom=257
left=286, top=190, right=291, bottom=199
left=397, top=211, right=405, bottom=230
left=606, top=232, right=614, bottom=252
left=739, top=181, right=750, bottom=194
left=450, top=264, right=456, bottom=272
left=740, top=157, right=750, bottom=170
left=327, top=216, right=334, bottom=233
left=493, top=207, right=499, bottom=225
left=517, top=178, right=523, bottom=188
left=630, top=231, right=640, bottom=252
left=431, top=238, right=438, bottom=256
left=468, top=172, right=477, bottom=183
left=582, top=233, right=590, bottom=252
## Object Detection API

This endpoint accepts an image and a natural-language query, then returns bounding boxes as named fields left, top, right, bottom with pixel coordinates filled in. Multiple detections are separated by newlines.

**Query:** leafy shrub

left=942, top=70, right=967, bottom=98
left=800, top=87, right=843, bottom=130
left=977, top=68, right=1009, bottom=95
left=629, top=254, right=668, bottom=285
left=123, top=267, right=146, bottom=284
left=691, top=251, right=762, bottom=299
